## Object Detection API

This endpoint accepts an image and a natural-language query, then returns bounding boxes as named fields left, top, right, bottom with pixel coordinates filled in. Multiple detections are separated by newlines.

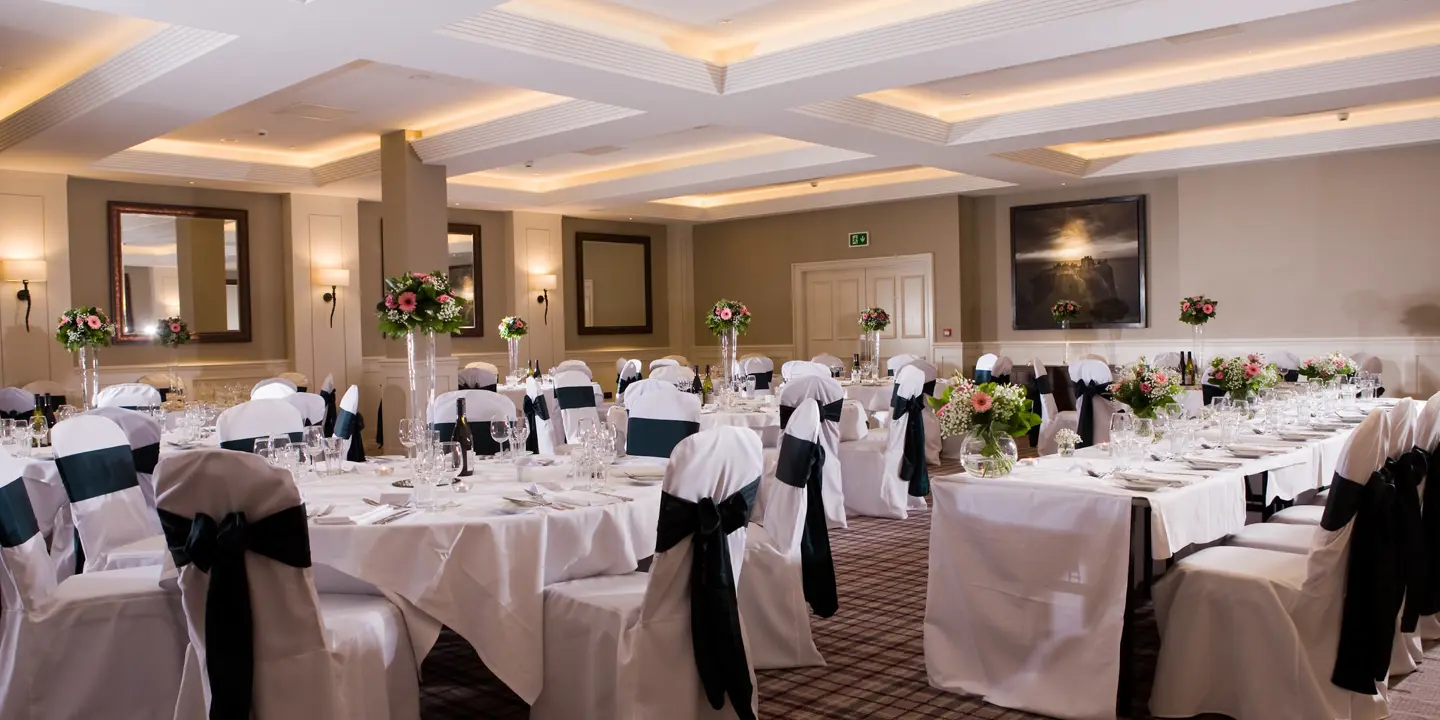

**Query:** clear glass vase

left=406, top=329, right=437, bottom=425
left=719, top=327, right=738, bottom=387
left=506, top=337, right=522, bottom=384
left=1060, top=319, right=1072, bottom=364
left=167, top=349, right=183, bottom=397
left=960, top=429, right=1019, bottom=478
left=1192, top=323, right=1205, bottom=375
left=863, top=330, right=882, bottom=381
left=77, top=345, right=100, bottom=410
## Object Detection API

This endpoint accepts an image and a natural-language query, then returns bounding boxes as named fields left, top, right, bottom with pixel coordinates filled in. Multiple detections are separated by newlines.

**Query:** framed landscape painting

left=1010, top=195, right=1148, bottom=330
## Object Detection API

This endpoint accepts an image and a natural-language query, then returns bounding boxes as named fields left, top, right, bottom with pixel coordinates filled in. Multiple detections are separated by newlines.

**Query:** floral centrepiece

left=498, top=316, right=529, bottom=340
left=1208, top=354, right=1282, bottom=399
left=705, top=299, right=751, bottom=336
left=1298, top=351, right=1358, bottom=382
left=1109, top=357, right=1183, bottom=419
left=55, top=307, right=116, bottom=351
left=153, top=316, right=191, bottom=347
left=858, top=307, right=890, bottom=333
left=375, top=271, right=468, bottom=339
left=1179, top=294, right=1218, bottom=325
left=1054, top=428, right=1081, bottom=456
left=932, top=377, right=1040, bottom=477
left=1051, top=300, right=1080, bottom=324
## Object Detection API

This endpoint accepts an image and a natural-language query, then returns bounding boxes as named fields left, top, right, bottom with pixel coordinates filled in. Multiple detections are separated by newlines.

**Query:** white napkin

left=1183, top=455, right=1244, bottom=470
left=313, top=506, right=403, bottom=526
left=1226, top=444, right=1281, bottom=457
left=1115, top=470, right=1190, bottom=485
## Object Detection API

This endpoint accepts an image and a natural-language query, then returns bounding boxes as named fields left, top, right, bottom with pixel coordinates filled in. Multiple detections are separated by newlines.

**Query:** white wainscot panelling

left=95, top=359, right=295, bottom=401
left=361, top=355, right=460, bottom=455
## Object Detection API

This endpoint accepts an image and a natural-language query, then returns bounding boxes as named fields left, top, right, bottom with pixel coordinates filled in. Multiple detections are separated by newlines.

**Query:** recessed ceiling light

left=188, top=181, right=195, bottom=185
left=628, top=217, right=634, bottom=220
left=719, top=19, right=732, bottom=24
left=960, top=93, right=972, bottom=98
left=409, top=74, right=432, bottom=81
left=287, top=145, right=297, bottom=149
left=219, top=138, right=238, bottom=143
left=453, top=202, right=460, bottom=206
left=1061, top=182, right=1067, bottom=186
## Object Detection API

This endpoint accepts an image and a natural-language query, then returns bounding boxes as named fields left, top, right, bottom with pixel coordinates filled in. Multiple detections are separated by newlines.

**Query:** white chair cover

left=974, top=354, right=1013, bottom=382
left=617, top=359, right=644, bottom=404
left=1271, top=351, right=1301, bottom=371
left=51, top=415, right=160, bottom=573
left=0, top=387, right=33, bottom=415
left=252, top=378, right=298, bottom=400
left=0, top=453, right=186, bottom=720
left=662, top=354, right=691, bottom=366
left=738, top=356, right=775, bottom=397
left=554, top=370, right=601, bottom=443
left=333, top=386, right=365, bottom=460
left=22, top=380, right=69, bottom=399
left=96, top=382, right=162, bottom=409
left=625, top=385, right=701, bottom=459
left=1151, top=410, right=1392, bottom=720
left=782, top=361, right=831, bottom=381
left=431, top=390, right=516, bottom=455
left=84, top=406, right=163, bottom=510
left=777, top=376, right=847, bottom=530
left=458, top=366, right=499, bottom=390
left=1032, top=358, right=1078, bottom=456
left=649, top=358, right=680, bottom=373
left=739, top=401, right=829, bottom=669
left=525, top=378, right=560, bottom=455
left=651, top=364, right=696, bottom=386
left=216, top=399, right=304, bottom=452
left=846, top=365, right=927, bottom=519
left=622, top=378, right=674, bottom=407
left=810, top=354, right=845, bottom=374
left=1153, top=351, right=1183, bottom=370
left=533, top=427, right=762, bottom=720
left=283, top=392, right=327, bottom=427
left=279, top=371, right=309, bottom=389
left=156, top=449, right=419, bottom=720
left=556, top=360, right=593, bottom=379
left=1068, top=359, right=1118, bottom=446
left=886, top=354, right=919, bottom=376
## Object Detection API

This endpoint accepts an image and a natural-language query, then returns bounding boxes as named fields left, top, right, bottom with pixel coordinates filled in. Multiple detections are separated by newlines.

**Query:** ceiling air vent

left=272, top=102, right=355, bottom=122
left=1163, top=25, right=1243, bottom=45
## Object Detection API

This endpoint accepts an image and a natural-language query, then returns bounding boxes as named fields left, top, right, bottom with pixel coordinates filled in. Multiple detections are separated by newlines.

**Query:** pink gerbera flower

left=397, top=292, right=418, bottom=313
left=169, top=322, right=181, bottom=333
left=1244, top=363, right=1261, bottom=378
left=1202, top=303, right=1214, bottom=314
left=720, top=308, right=733, bottom=320
left=411, top=272, right=428, bottom=280
left=514, top=320, right=524, bottom=328
left=85, top=315, right=101, bottom=330
left=971, top=392, right=993, bottom=412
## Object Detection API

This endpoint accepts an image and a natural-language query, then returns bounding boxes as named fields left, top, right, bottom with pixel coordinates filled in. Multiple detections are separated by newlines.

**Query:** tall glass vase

left=405, top=329, right=437, bottom=425
left=506, top=337, right=522, bottom=384
left=1192, top=324, right=1205, bottom=379
left=1060, top=320, right=1072, bottom=364
left=863, top=330, right=882, bottom=380
left=167, top=348, right=182, bottom=398
left=77, top=345, right=100, bottom=410
left=719, top=327, right=739, bottom=387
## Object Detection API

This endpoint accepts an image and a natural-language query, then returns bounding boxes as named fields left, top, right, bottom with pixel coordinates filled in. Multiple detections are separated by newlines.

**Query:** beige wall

left=358, top=202, right=510, bottom=358
left=562, top=217, right=669, bottom=351
left=67, top=178, right=288, bottom=365
left=692, top=196, right=962, bottom=346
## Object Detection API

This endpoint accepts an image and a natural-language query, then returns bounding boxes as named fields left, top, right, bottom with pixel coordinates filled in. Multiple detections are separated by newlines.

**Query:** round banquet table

left=700, top=405, right=782, bottom=446
left=498, top=382, right=605, bottom=412
left=842, top=378, right=950, bottom=413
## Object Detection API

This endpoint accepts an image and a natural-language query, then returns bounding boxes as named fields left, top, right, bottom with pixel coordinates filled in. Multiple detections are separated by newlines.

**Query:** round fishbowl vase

left=960, top=429, right=1019, bottom=478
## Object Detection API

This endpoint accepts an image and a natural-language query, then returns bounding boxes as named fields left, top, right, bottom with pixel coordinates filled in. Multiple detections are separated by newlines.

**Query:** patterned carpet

left=417, top=461, right=1440, bottom=719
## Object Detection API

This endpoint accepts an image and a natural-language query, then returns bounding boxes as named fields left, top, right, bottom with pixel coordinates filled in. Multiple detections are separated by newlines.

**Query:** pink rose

left=85, top=315, right=101, bottom=330
left=1304, top=359, right=1314, bottom=367
left=741, top=305, right=748, bottom=314
left=720, top=308, right=733, bottom=320
left=715, top=308, right=722, bottom=317
left=169, top=322, right=181, bottom=333
left=384, top=294, right=396, bottom=309
left=1244, top=363, right=1260, bottom=379
left=1154, top=372, right=1168, bottom=384
left=438, top=294, right=452, bottom=304
left=75, top=316, right=85, bottom=326
left=397, top=292, right=418, bottom=313
left=411, top=272, right=428, bottom=280
left=1202, top=303, right=1214, bottom=314
left=514, top=320, right=524, bottom=328
left=971, top=392, right=993, bottom=412
left=1213, top=371, right=1224, bottom=380
left=1140, top=382, right=1152, bottom=393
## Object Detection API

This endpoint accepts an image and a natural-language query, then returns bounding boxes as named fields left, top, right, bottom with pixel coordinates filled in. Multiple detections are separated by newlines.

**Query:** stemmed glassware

left=302, top=427, right=324, bottom=479
left=489, top=421, right=509, bottom=460
left=510, top=420, right=529, bottom=462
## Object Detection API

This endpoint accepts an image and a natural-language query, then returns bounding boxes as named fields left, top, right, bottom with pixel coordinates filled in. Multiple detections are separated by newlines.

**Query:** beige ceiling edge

left=93, top=149, right=316, bottom=186
left=410, top=100, right=646, bottom=163
left=992, top=148, right=1091, bottom=177
left=791, top=98, right=949, bottom=145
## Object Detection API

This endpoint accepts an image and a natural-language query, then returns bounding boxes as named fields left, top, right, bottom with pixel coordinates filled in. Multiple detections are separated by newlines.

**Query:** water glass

left=1109, top=413, right=1134, bottom=440
left=323, top=436, right=345, bottom=475
left=489, top=421, right=510, bottom=459
left=510, top=420, right=530, bottom=461
left=412, top=454, right=438, bottom=511
left=1219, top=417, right=1241, bottom=446
left=253, top=436, right=273, bottom=459
left=1110, top=432, right=1134, bottom=471
left=437, top=441, right=464, bottom=491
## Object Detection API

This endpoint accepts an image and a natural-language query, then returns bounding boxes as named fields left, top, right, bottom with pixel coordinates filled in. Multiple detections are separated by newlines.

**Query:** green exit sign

left=848, top=231, right=869, bottom=248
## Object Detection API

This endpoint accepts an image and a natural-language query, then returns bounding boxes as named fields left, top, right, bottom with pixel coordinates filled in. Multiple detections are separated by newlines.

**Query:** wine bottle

left=703, top=365, right=714, bottom=403
left=41, top=393, right=55, bottom=426
left=30, top=399, right=44, bottom=448
left=454, top=397, right=474, bottom=477
left=691, top=366, right=703, bottom=395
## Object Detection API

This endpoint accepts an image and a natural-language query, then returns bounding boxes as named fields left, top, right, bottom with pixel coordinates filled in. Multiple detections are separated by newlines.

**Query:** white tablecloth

left=924, top=421, right=1357, bottom=720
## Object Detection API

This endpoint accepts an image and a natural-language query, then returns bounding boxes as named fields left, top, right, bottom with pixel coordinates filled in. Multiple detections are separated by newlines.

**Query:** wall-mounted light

left=1, top=260, right=47, bottom=332
left=312, top=267, right=350, bottom=328
left=530, top=273, right=557, bottom=324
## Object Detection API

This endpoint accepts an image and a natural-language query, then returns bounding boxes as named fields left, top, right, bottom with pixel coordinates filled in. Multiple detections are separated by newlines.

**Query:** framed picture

left=1010, top=195, right=1148, bottom=330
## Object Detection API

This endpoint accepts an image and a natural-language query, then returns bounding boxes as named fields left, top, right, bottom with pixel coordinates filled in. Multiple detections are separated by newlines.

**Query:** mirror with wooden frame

left=446, top=223, right=484, bottom=336
left=108, top=201, right=251, bottom=343
left=575, top=232, right=652, bottom=335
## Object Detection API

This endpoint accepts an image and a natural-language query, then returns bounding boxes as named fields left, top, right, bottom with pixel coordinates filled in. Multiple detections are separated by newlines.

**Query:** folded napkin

left=615, top=464, right=666, bottom=478
left=1225, top=444, right=1282, bottom=456
left=1114, top=470, right=1191, bottom=486
left=1183, top=455, right=1244, bottom=470
left=1278, top=431, right=1331, bottom=440
left=313, top=505, right=406, bottom=526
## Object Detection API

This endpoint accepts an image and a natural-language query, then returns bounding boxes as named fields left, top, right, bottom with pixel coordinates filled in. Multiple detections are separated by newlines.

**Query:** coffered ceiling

left=2, top=0, right=1437, bottom=222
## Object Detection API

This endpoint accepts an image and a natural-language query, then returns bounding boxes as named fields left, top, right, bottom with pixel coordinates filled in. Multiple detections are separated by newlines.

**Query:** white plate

left=1226, top=446, right=1276, bottom=459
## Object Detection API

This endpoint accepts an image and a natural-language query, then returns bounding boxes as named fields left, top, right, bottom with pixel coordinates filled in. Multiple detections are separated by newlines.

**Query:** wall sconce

left=312, top=267, right=351, bottom=328
left=530, top=273, right=557, bottom=324
left=1, top=260, right=47, bottom=332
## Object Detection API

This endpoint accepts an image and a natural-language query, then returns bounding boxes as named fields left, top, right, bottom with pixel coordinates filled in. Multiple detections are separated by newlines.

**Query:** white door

left=796, top=255, right=933, bottom=365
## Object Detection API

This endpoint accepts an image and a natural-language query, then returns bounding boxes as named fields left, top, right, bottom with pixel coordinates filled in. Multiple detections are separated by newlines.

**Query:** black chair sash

left=334, top=407, right=359, bottom=441
left=158, top=388, right=171, bottom=403
left=0, top=479, right=39, bottom=548
left=973, top=369, right=993, bottom=383
left=1282, top=369, right=1300, bottom=383
left=218, top=432, right=304, bottom=454
left=1026, top=374, right=1053, bottom=446
left=627, top=417, right=699, bottom=458
left=56, top=445, right=140, bottom=503
left=747, top=371, right=773, bottom=391
left=891, top=392, right=929, bottom=497
left=133, top=443, right=161, bottom=475
left=342, top=413, right=367, bottom=463
left=479, top=383, right=498, bottom=393
left=922, top=379, right=937, bottom=398
left=775, top=436, right=837, bottom=618
left=295, top=386, right=307, bottom=393
left=655, top=479, right=760, bottom=720
left=523, top=395, right=550, bottom=454
left=0, top=409, right=30, bottom=421
left=159, top=505, right=311, bottom=720
left=374, top=401, right=384, bottom=447
left=1391, top=451, right=1428, bottom=633
left=1072, top=380, right=1112, bottom=448
left=1323, top=467, right=1402, bottom=694
left=617, top=374, right=640, bottom=398
left=1423, top=449, right=1440, bottom=615
left=779, top=398, right=842, bottom=430
left=319, top=390, right=337, bottom=438
left=1201, top=384, right=1225, bottom=406
left=554, top=385, right=597, bottom=410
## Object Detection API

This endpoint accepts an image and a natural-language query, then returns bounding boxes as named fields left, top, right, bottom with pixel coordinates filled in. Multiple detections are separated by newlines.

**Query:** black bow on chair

left=1422, top=449, right=1440, bottom=616
left=748, top=371, right=773, bottom=391
left=1391, top=451, right=1429, bottom=633
left=318, top=390, right=337, bottom=438
left=158, top=505, right=312, bottom=720
left=1323, top=466, right=1402, bottom=694
left=779, top=398, right=842, bottom=431
left=617, top=374, right=639, bottom=398
left=523, top=394, right=550, bottom=454
left=776, top=434, right=837, bottom=618
left=891, top=390, right=929, bottom=497
left=1026, top=374, right=1053, bottom=447
left=655, top=479, right=760, bottom=720
left=1072, top=380, right=1112, bottom=448
left=0, top=409, right=30, bottom=421
left=334, top=408, right=366, bottom=463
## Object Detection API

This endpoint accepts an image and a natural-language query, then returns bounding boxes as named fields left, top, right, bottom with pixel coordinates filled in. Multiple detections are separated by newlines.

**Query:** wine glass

left=437, top=441, right=463, bottom=492
left=397, top=419, right=418, bottom=458
left=253, top=436, right=273, bottom=459
left=269, top=436, right=292, bottom=473
left=489, top=421, right=509, bottom=460
left=26, top=416, right=47, bottom=457
left=303, top=427, right=324, bottom=478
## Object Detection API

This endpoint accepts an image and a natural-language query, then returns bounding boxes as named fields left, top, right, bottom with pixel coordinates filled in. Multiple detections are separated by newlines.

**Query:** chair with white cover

left=738, top=401, right=834, bottom=669
left=1069, top=359, right=1118, bottom=448
left=22, top=380, right=70, bottom=405
left=532, top=427, right=762, bottom=720
left=1032, top=358, right=1078, bottom=456
left=333, top=385, right=367, bottom=462
left=907, top=359, right=942, bottom=465
left=616, top=359, right=644, bottom=402
left=0, top=387, right=33, bottom=419
left=1149, top=409, right=1395, bottom=720
left=649, top=358, right=680, bottom=374
left=51, top=415, right=161, bottom=573
left=622, top=378, right=673, bottom=407
left=1153, top=352, right=1183, bottom=371
left=777, top=376, right=847, bottom=530
left=0, top=454, right=187, bottom=720
left=662, top=354, right=691, bottom=367
left=279, top=371, right=310, bottom=391
left=625, top=384, right=701, bottom=459
left=651, top=364, right=696, bottom=387
left=252, top=377, right=298, bottom=400
left=782, top=360, right=831, bottom=382
left=84, top=406, right=163, bottom=510
left=96, top=382, right=162, bottom=409
left=886, top=354, right=919, bottom=377
left=844, top=365, right=929, bottom=520
left=157, top=449, right=420, bottom=720
left=318, top=374, right=337, bottom=437
left=458, top=366, right=499, bottom=391
left=430, top=389, right=516, bottom=456
left=523, top=378, right=560, bottom=455
left=284, top=392, right=328, bottom=427
left=1271, top=351, right=1302, bottom=382
left=738, top=356, right=775, bottom=396
left=554, top=370, right=601, bottom=443
left=973, top=354, right=1013, bottom=384
left=216, top=398, right=304, bottom=453
left=810, top=354, right=845, bottom=376
left=556, top=360, right=593, bottom=380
